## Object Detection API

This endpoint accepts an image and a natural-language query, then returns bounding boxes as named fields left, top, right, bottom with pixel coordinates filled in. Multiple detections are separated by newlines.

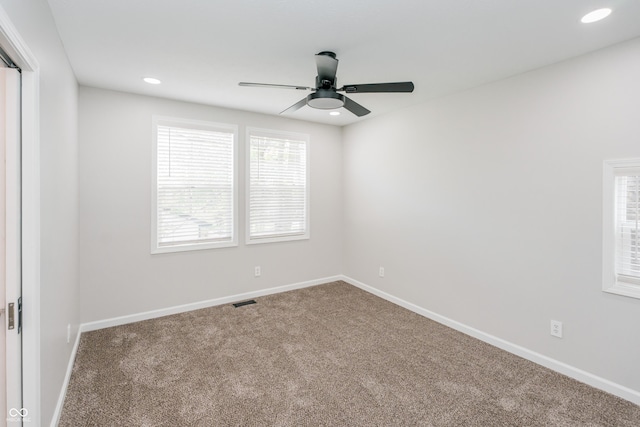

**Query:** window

left=603, top=159, right=640, bottom=299
left=152, top=117, right=237, bottom=253
left=247, top=128, right=309, bottom=244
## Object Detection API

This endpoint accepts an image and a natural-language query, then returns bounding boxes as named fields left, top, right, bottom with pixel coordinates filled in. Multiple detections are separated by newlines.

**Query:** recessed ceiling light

left=329, top=111, right=340, bottom=116
left=581, top=8, right=612, bottom=23
left=143, top=77, right=162, bottom=85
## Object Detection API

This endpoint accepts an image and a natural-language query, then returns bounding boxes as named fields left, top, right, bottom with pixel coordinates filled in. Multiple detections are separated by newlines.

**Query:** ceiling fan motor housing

left=316, top=75, right=335, bottom=90
left=307, top=90, right=345, bottom=109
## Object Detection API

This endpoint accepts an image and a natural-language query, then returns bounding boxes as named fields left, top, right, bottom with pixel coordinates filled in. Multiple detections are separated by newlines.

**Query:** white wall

left=343, top=37, right=640, bottom=393
left=78, top=87, right=343, bottom=323
left=0, top=0, right=80, bottom=424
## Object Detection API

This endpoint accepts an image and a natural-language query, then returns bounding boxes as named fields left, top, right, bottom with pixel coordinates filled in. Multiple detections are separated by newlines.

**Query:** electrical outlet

left=379, top=266, right=385, bottom=278
left=550, top=320, right=563, bottom=338
left=254, top=266, right=261, bottom=277
left=67, top=324, right=71, bottom=343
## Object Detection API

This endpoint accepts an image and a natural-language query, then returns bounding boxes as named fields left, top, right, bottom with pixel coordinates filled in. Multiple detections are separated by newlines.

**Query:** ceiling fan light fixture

left=329, top=111, right=341, bottom=116
left=306, top=91, right=345, bottom=109
left=581, top=8, right=612, bottom=23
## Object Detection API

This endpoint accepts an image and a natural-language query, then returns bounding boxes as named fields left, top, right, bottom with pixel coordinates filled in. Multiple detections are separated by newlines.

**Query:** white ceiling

left=47, top=0, right=640, bottom=126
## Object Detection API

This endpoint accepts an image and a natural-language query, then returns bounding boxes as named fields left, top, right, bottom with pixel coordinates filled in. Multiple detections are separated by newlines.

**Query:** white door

left=0, top=64, right=22, bottom=426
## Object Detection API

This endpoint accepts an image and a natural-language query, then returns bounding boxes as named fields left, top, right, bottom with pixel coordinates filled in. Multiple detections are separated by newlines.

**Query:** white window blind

left=153, top=118, right=236, bottom=253
left=247, top=129, right=309, bottom=243
left=614, top=171, right=640, bottom=285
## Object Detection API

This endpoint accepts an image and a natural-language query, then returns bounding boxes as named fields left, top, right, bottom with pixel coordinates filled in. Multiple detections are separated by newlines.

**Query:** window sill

left=151, top=240, right=237, bottom=254
left=603, top=281, right=640, bottom=300
left=246, top=233, right=309, bottom=245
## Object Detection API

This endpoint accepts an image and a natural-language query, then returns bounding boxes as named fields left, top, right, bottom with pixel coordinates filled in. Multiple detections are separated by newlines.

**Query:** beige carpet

left=59, top=281, right=640, bottom=426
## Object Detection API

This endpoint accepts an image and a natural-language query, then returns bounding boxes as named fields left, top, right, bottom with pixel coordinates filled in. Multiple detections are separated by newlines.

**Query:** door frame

left=0, top=7, right=41, bottom=427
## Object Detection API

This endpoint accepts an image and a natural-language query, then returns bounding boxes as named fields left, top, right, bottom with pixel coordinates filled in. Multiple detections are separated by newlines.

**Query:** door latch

left=8, top=302, right=15, bottom=330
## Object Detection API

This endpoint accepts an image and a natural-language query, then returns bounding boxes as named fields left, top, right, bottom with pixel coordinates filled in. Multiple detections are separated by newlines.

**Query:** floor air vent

left=233, top=300, right=257, bottom=308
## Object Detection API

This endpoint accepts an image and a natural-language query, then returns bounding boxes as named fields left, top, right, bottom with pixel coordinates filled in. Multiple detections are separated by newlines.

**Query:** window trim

left=245, top=127, right=310, bottom=245
left=602, top=158, right=640, bottom=299
left=151, top=115, right=238, bottom=254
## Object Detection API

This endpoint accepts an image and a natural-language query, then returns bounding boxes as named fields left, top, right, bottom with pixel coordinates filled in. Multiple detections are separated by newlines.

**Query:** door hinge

left=17, top=297, right=22, bottom=333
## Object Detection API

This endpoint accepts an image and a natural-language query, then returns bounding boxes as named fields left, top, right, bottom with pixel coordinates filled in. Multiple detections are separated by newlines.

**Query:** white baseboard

left=80, top=275, right=342, bottom=332
left=50, top=326, right=82, bottom=427
left=341, top=275, right=640, bottom=406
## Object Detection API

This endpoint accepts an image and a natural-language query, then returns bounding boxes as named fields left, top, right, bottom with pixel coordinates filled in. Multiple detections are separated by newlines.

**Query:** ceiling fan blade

left=343, top=96, right=371, bottom=117
left=280, top=97, right=308, bottom=114
left=239, top=82, right=312, bottom=90
left=315, top=51, right=339, bottom=84
left=339, top=82, right=414, bottom=93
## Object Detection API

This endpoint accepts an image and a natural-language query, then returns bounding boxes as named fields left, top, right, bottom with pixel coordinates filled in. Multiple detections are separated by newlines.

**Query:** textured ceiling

left=47, top=0, right=640, bottom=126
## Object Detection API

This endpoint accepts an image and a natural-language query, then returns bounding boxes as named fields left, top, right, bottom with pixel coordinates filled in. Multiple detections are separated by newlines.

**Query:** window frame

left=602, top=158, right=640, bottom=299
left=245, top=127, right=310, bottom=245
left=151, top=116, right=238, bottom=254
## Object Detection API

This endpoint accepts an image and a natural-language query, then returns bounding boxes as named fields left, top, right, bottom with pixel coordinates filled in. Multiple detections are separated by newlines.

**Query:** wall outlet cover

left=550, top=320, right=563, bottom=338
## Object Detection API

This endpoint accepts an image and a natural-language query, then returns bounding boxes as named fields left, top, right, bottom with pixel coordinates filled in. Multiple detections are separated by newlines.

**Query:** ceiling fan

left=239, top=51, right=414, bottom=117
